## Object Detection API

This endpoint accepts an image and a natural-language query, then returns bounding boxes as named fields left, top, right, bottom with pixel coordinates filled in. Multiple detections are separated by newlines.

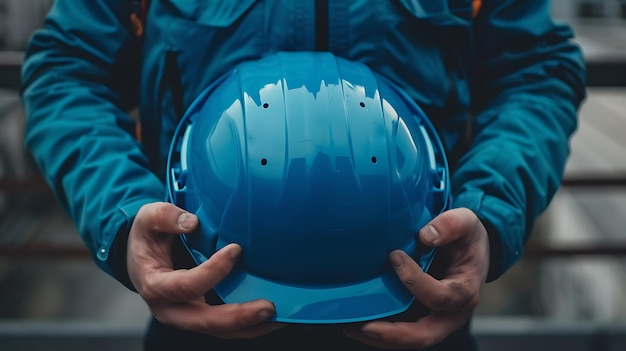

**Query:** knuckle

left=429, top=290, right=453, bottom=307
left=446, top=211, right=465, bottom=229
left=449, top=280, right=473, bottom=302
left=395, top=264, right=419, bottom=288
left=195, top=319, right=220, bottom=336
left=151, top=205, right=170, bottom=229
left=459, top=208, right=481, bottom=232
left=448, top=280, right=465, bottom=294
left=229, top=304, right=259, bottom=327
left=436, top=208, right=480, bottom=240
left=136, top=202, right=170, bottom=230
left=242, top=311, right=265, bottom=327
left=401, top=277, right=417, bottom=288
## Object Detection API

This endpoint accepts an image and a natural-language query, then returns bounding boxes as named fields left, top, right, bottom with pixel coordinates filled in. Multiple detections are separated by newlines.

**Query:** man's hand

left=344, top=208, right=490, bottom=349
left=127, top=202, right=284, bottom=339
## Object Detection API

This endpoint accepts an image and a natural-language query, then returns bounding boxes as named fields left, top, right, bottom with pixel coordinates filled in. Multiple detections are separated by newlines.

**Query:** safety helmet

left=166, top=52, right=451, bottom=324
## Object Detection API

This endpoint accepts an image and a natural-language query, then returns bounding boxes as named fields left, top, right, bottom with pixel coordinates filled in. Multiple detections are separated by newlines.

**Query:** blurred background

left=0, top=0, right=625, bottom=350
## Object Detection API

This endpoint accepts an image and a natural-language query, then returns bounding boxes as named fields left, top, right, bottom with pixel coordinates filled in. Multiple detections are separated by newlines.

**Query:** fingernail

left=390, top=250, right=404, bottom=268
left=227, top=244, right=242, bottom=260
left=177, top=213, right=196, bottom=230
left=257, top=308, right=274, bottom=321
left=421, top=225, right=440, bottom=245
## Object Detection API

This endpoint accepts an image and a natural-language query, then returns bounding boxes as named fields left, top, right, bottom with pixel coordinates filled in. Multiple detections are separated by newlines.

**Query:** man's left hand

left=344, top=208, right=490, bottom=350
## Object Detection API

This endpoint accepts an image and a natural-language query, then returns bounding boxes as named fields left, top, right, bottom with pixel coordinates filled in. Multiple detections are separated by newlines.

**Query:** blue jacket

left=21, top=0, right=586, bottom=287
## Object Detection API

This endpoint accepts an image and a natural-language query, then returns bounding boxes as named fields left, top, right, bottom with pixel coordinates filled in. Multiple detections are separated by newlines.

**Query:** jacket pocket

left=158, top=0, right=264, bottom=114
left=395, top=0, right=474, bottom=26
left=162, top=0, right=258, bottom=27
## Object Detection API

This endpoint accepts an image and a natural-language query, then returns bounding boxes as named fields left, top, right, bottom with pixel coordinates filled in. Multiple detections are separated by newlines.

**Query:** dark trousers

left=144, top=316, right=477, bottom=351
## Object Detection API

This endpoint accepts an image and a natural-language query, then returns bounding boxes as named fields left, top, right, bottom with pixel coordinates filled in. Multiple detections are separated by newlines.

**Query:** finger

left=145, top=243, right=242, bottom=303
left=135, top=202, right=198, bottom=234
left=419, top=208, right=479, bottom=247
left=390, top=250, right=472, bottom=312
left=345, top=312, right=469, bottom=350
left=153, top=298, right=279, bottom=338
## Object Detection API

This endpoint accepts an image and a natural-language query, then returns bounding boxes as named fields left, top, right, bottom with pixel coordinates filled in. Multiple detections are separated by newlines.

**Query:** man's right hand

left=127, top=202, right=284, bottom=339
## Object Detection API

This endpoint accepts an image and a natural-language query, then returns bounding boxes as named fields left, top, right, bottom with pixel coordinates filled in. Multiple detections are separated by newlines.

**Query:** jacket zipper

left=315, top=0, right=329, bottom=51
left=165, top=51, right=185, bottom=119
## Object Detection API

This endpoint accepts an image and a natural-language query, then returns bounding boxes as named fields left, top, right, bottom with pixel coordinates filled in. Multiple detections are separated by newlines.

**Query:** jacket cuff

left=106, top=226, right=135, bottom=291
left=452, top=190, right=525, bottom=282
left=96, top=198, right=159, bottom=291
left=480, top=218, right=503, bottom=283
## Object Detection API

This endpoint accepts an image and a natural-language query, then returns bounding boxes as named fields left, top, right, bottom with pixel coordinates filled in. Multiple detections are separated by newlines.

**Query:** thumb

left=135, top=202, right=199, bottom=234
left=419, top=208, right=479, bottom=247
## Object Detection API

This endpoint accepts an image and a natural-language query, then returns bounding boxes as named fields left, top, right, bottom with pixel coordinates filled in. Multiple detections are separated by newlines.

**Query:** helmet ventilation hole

left=359, top=102, right=365, bottom=108
left=263, top=103, right=269, bottom=108
left=371, top=156, right=377, bottom=164
left=261, top=158, right=268, bottom=166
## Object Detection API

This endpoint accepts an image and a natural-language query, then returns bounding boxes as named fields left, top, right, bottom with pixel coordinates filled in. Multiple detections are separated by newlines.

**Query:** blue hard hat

left=166, top=52, right=451, bottom=324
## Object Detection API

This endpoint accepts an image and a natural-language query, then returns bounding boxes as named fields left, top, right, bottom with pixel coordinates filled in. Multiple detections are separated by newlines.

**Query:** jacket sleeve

left=451, top=0, right=587, bottom=281
left=21, top=0, right=164, bottom=289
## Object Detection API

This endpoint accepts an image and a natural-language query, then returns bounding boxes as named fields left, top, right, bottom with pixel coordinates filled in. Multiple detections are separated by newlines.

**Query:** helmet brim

left=183, top=237, right=436, bottom=324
